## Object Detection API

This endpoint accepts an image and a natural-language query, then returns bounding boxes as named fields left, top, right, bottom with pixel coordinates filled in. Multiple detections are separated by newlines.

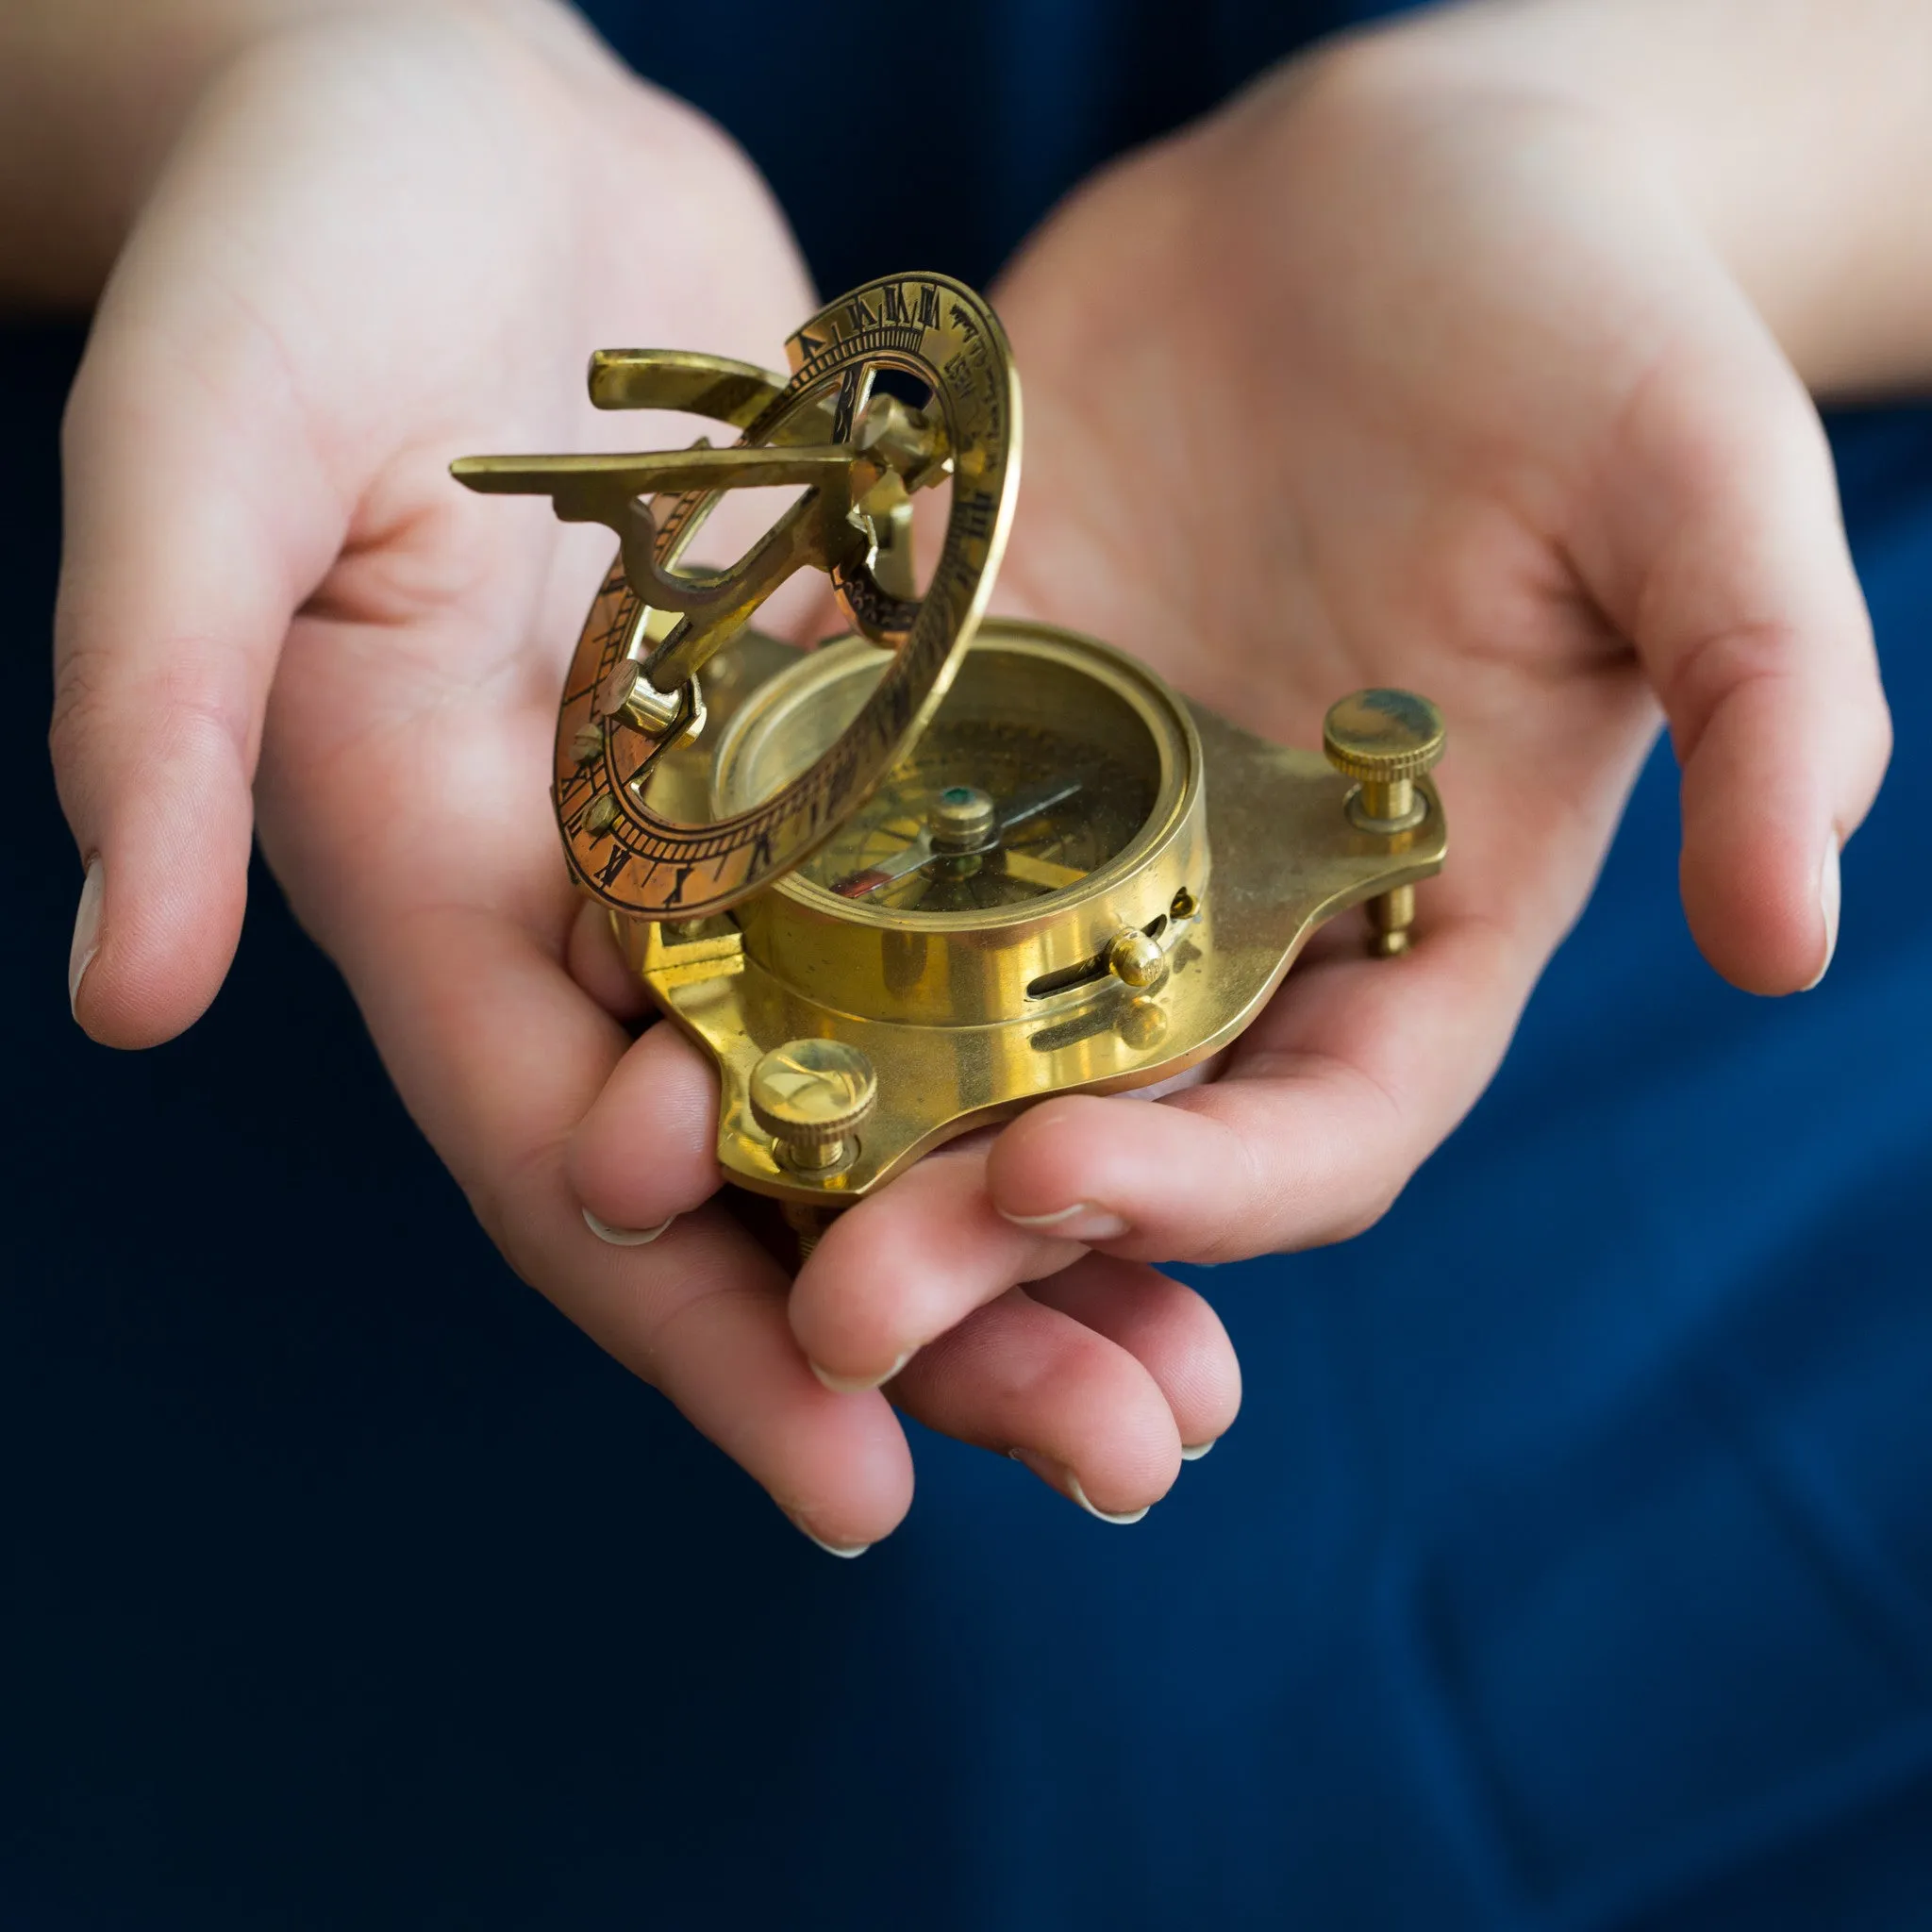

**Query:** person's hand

left=49, top=1, right=1244, bottom=1552
left=779, top=13, right=1891, bottom=1507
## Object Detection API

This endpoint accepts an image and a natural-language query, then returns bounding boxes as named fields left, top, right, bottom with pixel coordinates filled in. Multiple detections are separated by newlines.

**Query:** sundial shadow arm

left=586, top=348, right=788, bottom=425
left=452, top=444, right=868, bottom=686
left=450, top=274, right=1448, bottom=1231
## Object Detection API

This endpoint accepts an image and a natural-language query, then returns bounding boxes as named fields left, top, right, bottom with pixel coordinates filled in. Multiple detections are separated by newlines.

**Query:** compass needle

left=998, top=779, right=1083, bottom=833
left=826, top=776, right=1086, bottom=900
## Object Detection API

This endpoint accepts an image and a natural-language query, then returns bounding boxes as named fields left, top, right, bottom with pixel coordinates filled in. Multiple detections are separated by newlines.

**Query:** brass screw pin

left=1106, top=927, right=1166, bottom=990
left=750, top=1039, right=879, bottom=1174
left=930, top=784, right=997, bottom=854
left=1323, top=689, right=1446, bottom=957
left=1323, top=689, right=1445, bottom=831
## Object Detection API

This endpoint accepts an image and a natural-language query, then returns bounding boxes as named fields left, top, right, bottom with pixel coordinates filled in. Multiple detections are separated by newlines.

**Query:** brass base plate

left=622, top=702, right=1444, bottom=1204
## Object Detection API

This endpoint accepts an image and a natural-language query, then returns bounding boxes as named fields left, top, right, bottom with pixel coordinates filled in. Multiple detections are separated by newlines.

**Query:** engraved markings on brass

left=454, top=275, right=1450, bottom=1205
left=456, top=274, right=1018, bottom=919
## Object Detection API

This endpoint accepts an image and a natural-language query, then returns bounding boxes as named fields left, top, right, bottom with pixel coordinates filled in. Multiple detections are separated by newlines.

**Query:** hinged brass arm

left=586, top=348, right=787, bottom=425
left=451, top=445, right=869, bottom=686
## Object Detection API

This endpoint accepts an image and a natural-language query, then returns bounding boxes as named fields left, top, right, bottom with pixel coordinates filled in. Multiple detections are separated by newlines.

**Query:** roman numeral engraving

left=511, top=275, right=1010, bottom=922
left=954, top=489, right=995, bottom=539
left=831, top=365, right=862, bottom=442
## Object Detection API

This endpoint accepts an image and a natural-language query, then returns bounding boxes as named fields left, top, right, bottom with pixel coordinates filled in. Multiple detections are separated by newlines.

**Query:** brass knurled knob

left=749, top=1039, right=878, bottom=1173
left=1323, top=689, right=1445, bottom=829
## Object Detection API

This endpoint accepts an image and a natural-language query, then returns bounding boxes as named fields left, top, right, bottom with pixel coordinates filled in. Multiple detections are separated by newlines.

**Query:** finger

left=566, top=1019, right=723, bottom=1239
left=1024, top=1254, right=1241, bottom=1456
left=788, top=1144, right=1086, bottom=1391
left=889, top=1283, right=1183, bottom=1522
left=987, top=915, right=1529, bottom=1264
left=341, top=899, right=913, bottom=1552
left=52, top=247, right=345, bottom=1046
left=1577, top=323, right=1890, bottom=993
left=565, top=896, right=653, bottom=1022
left=562, top=1208, right=911, bottom=1553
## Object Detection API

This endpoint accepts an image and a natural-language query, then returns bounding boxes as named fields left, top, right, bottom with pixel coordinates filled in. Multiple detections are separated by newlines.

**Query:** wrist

left=0, top=0, right=612, bottom=309
left=1301, top=0, right=1932, bottom=395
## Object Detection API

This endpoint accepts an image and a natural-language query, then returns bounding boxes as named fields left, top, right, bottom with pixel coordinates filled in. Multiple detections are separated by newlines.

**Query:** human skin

left=26, top=0, right=1238, bottom=1554
left=25, top=0, right=1910, bottom=1544
left=577, top=3, right=1905, bottom=1515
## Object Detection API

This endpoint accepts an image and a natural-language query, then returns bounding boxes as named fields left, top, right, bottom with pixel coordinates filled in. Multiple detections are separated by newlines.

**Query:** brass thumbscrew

left=1106, top=927, right=1166, bottom=989
left=1323, top=689, right=1446, bottom=957
left=749, top=1039, right=879, bottom=1174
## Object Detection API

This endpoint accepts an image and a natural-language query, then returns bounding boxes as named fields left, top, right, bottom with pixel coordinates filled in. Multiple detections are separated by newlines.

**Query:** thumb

left=51, top=258, right=342, bottom=1046
left=1582, top=325, right=1891, bottom=995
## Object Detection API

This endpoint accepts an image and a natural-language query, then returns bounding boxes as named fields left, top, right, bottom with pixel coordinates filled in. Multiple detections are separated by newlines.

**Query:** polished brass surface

left=585, top=348, right=787, bottom=425
left=1323, top=688, right=1446, bottom=830
left=609, top=617, right=1444, bottom=1203
left=706, top=625, right=1203, bottom=1030
left=1365, top=883, right=1419, bottom=959
left=1323, top=688, right=1446, bottom=955
left=455, top=274, right=1019, bottom=919
left=596, top=657, right=690, bottom=738
left=454, top=275, right=1451, bottom=1211
left=749, top=1039, right=879, bottom=1173
left=1107, top=928, right=1167, bottom=990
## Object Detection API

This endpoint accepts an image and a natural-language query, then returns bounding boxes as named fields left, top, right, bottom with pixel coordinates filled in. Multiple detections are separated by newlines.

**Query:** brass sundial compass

left=455, top=273, right=1446, bottom=1228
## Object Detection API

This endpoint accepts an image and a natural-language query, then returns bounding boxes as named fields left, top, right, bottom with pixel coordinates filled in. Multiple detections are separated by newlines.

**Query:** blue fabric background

left=3, top=3, right=1929, bottom=1925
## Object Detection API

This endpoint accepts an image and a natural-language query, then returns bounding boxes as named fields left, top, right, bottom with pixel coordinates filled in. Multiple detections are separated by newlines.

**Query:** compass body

left=602, top=614, right=1442, bottom=1202
left=709, top=625, right=1204, bottom=1029
left=454, top=275, right=1449, bottom=1208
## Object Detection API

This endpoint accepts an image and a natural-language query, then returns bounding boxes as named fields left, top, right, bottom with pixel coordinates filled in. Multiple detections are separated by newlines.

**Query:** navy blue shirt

left=580, top=0, right=1419, bottom=296
left=3, top=5, right=1930, bottom=1926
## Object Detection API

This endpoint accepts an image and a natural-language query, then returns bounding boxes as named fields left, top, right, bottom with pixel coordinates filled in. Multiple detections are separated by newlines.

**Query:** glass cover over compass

left=451, top=271, right=1448, bottom=1206
left=711, top=636, right=1169, bottom=917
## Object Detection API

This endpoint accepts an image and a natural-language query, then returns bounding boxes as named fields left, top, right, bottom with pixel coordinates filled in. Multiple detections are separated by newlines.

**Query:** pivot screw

left=597, top=658, right=705, bottom=745
left=749, top=1039, right=878, bottom=1174
left=1323, top=689, right=1446, bottom=958
left=855, top=392, right=950, bottom=484
left=930, top=784, right=996, bottom=854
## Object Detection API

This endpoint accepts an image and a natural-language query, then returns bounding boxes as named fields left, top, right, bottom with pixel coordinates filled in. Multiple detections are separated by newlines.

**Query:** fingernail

left=1180, top=1440, right=1217, bottom=1462
left=785, top=1512, right=871, bottom=1558
left=998, top=1202, right=1131, bottom=1242
left=582, top=1207, right=675, bottom=1247
left=1008, top=1448, right=1149, bottom=1524
left=68, top=857, right=104, bottom=1019
left=808, top=1349, right=911, bottom=1394
left=1805, top=836, right=1841, bottom=991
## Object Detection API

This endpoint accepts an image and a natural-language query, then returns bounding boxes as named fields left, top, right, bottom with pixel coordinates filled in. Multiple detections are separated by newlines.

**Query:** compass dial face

left=801, top=714, right=1155, bottom=913
left=551, top=274, right=1019, bottom=921
left=711, top=633, right=1170, bottom=924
